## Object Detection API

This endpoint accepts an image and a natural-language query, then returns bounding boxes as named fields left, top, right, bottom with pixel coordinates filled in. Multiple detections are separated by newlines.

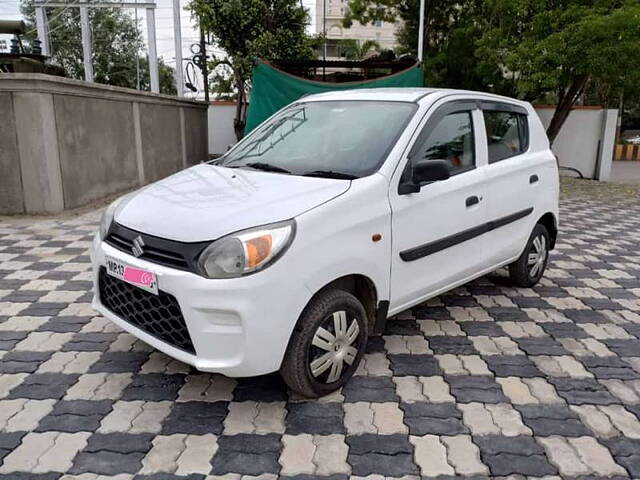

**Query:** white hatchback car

left=91, top=88, right=559, bottom=397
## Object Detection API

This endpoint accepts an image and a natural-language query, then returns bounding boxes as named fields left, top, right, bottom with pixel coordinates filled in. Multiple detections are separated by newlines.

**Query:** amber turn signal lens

left=245, top=234, right=273, bottom=267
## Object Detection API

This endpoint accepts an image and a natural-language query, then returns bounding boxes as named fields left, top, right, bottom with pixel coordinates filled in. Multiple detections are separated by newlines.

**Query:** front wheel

left=509, top=223, right=550, bottom=287
left=280, top=289, right=368, bottom=398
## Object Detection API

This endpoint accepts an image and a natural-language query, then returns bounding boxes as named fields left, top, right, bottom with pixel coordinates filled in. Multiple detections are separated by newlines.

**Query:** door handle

left=530, top=174, right=539, bottom=184
left=465, top=195, right=480, bottom=207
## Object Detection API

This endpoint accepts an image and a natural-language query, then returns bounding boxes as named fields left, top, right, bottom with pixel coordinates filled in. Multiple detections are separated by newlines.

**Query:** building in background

left=316, top=0, right=399, bottom=57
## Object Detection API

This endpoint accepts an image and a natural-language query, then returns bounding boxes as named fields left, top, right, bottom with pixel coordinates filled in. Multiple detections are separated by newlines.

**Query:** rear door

left=388, top=99, right=489, bottom=312
left=480, top=102, right=541, bottom=266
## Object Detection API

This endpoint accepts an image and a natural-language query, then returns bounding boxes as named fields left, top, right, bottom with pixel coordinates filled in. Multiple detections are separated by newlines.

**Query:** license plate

left=105, top=256, right=158, bottom=295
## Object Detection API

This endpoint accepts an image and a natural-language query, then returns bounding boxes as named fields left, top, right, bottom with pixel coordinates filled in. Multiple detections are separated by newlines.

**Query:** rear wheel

left=509, top=223, right=550, bottom=287
left=280, top=289, right=368, bottom=398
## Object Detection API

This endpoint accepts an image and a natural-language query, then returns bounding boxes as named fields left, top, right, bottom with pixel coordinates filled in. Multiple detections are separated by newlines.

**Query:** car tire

left=280, top=289, right=368, bottom=398
left=509, top=223, right=550, bottom=287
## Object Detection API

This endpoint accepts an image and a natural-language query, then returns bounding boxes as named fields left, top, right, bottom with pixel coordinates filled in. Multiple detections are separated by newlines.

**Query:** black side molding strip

left=400, top=207, right=534, bottom=262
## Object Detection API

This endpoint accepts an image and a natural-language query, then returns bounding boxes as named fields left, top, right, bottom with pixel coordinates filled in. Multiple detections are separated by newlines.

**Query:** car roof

left=300, top=87, right=528, bottom=106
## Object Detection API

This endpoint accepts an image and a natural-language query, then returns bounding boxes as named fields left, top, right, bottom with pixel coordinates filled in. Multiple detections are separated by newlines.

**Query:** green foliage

left=478, top=0, right=640, bottom=101
left=20, top=1, right=176, bottom=94
left=187, top=0, right=315, bottom=137
left=343, top=0, right=640, bottom=141
left=339, top=39, right=381, bottom=60
left=342, top=0, right=506, bottom=92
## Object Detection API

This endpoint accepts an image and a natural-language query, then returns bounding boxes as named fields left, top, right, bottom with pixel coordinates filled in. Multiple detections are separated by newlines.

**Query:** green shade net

left=244, top=60, right=424, bottom=134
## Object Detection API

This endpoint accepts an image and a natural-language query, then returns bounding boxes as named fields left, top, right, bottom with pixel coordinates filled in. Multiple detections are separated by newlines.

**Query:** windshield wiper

left=302, top=170, right=358, bottom=180
left=245, top=162, right=292, bottom=174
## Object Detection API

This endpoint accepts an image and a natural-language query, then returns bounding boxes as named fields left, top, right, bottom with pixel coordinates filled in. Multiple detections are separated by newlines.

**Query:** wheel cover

left=527, top=234, right=547, bottom=278
left=309, top=310, right=360, bottom=384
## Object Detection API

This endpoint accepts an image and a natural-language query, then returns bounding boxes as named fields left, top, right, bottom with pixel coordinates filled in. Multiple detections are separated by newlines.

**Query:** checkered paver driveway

left=0, top=178, right=639, bottom=480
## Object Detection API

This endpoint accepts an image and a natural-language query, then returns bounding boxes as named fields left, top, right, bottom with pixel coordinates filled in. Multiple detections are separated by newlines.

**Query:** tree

left=338, top=39, right=381, bottom=60
left=478, top=0, right=640, bottom=143
left=20, top=1, right=177, bottom=94
left=344, top=0, right=640, bottom=144
left=342, top=0, right=507, bottom=93
left=187, top=0, right=315, bottom=139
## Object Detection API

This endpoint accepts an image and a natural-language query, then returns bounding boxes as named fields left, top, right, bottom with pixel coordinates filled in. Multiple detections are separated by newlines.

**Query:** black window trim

left=399, top=100, right=478, bottom=190
left=480, top=100, right=530, bottom=164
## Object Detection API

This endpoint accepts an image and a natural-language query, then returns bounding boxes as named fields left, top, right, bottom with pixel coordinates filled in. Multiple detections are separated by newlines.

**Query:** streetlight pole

left=172, top=0, right=184, bottom=96
left=80, top=0, right=93, bottom=81
left=417, top=0, right=425, bottom=62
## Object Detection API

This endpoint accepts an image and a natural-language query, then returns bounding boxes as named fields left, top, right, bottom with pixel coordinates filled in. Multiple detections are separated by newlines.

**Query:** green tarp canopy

left=244, top=60, right=424, bottom=134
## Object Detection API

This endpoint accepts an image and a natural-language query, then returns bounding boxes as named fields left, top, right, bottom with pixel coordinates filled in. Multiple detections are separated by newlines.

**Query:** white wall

left=535, top=107, right=618, bottom=181
left=208, top=102, right=238, bottom=155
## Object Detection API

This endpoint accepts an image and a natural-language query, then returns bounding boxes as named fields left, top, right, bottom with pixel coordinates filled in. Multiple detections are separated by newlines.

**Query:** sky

left=0, top=0, right=317, bottom=97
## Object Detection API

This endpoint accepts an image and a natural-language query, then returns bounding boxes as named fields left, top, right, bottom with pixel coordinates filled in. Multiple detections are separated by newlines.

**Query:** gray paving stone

left=342, top=375, right=398, bottom=402
left=483, top=354, right=543, bottom=377
left=121, top=374, right=185, bottom=401
left=474, top=435, right=557, bottom=476
left=515, top=338, right=569, bottom=356
left=286, top=402, right=344, bottom=435
left=89, top=351, right=151, bottom=373
left=346, top=434, right=418, bottom=477
left=232, top=374, right=288, bottom=402
left=400, top=402, right=467, bottom=435
left=210, top=433, right=281, bottom=475
left=549, top=378, right=619, bottom=405
left=7, top=373, right=80, bottom=400
left=389, top=354, right=442, bottom=376
left=62, top=332, right=119, bottom=352
left=580, top=356, right=640, bottom=379
left=515, top=404, right=591, bottom=436
left=36, top=399, right=113, bottom=432
left=70, top=432, right=155, bottom=475
left=425, top=336, right=478, bottom=355
left=161, top=401, right=227, bottom=435
left=603, top=437, right=640, bottom=477
left=0, top=351, right=52, bottom=373
left=447, top=375, right=509, bottom=403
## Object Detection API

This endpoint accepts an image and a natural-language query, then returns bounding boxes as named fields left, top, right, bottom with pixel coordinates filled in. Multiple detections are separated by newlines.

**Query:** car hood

left=114, top=164, right=351, bottom=242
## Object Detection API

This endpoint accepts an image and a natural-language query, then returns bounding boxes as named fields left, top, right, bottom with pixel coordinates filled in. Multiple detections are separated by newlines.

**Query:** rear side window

left=484, top=111, right=529, bottom=163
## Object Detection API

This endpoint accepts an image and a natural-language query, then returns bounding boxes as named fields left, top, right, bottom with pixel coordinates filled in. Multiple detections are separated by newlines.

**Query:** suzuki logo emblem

left=131, top=236, right=145, bottom=257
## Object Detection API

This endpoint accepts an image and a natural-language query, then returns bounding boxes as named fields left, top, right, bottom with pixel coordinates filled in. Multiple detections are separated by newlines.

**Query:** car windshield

left=215, top=100, right=417, bottom=179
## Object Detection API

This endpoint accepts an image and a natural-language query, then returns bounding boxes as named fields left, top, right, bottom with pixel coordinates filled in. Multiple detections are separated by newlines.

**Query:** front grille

left=107, top=232, right=190, bottom=269
left=98, top=267, right=195, bottom=354
left=105, top=223, right=209, bottom=274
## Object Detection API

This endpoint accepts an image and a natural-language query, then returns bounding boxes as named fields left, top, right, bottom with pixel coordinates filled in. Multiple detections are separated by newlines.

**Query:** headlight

left=99, top=194, right=130, bottom=240
left=197, top=220, right=295, bottom=278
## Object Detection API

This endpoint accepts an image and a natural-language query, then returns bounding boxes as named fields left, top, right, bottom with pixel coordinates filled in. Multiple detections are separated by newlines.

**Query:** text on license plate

left=105, top=256, right=158, bottom=295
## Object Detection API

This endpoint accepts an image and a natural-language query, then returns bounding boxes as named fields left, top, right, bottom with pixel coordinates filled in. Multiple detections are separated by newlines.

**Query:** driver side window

left=414, top=111, right=475, bottom=175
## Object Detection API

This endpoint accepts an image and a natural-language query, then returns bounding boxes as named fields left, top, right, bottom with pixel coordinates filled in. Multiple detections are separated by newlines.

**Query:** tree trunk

left=546, top=75, right=589, bottom=145
left=233, top=78, right=246, bottom=141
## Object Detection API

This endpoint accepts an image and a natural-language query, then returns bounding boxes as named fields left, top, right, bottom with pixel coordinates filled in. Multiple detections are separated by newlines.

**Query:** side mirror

left=414, top=159, right=451, bottom=183
left=398, top=159, right=451, bottom=195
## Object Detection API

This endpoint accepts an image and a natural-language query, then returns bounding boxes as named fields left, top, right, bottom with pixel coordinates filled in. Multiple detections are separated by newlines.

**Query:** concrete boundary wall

left=0, top=73, right=208, bottom=215
left=535, top=106, right=618, bottom=181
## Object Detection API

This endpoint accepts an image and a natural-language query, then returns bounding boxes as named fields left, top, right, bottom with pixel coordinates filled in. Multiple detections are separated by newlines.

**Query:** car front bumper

left=90, top=234, right=312, bottom=377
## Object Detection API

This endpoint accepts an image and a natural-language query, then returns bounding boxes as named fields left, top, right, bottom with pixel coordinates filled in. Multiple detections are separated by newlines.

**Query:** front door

left=389, top=100, right=488, bottom=313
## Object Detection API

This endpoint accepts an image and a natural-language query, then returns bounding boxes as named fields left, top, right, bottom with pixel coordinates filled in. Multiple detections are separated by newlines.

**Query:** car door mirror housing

left=414, top=159, right=451, bottom=183
left=399, top=159, right=451, bottom=195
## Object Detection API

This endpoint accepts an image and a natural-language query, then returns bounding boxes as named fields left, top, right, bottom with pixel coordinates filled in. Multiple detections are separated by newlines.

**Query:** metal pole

left=200, top=27, right=209, bottom=103
left=135, top=3, right=140, bottom=89
left=35, top=6, right=50, bottom=56
left=417, top=0, right=425, bottom=61
left=172, top=0, right=184, bottom=96
left=80, top=0, right=93, bottom=81
left=146, top=6, right=160, bottom=93
left=322, top=0, right=326, bottom=78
